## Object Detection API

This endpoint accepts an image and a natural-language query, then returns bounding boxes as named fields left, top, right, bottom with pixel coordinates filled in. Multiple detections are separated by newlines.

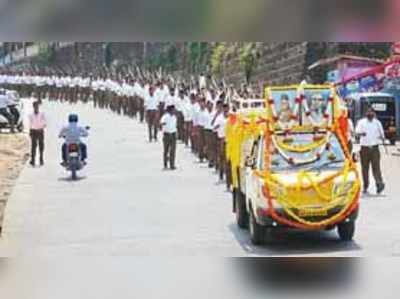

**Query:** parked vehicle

left=346, top=92, right=397, bottom=145
left=0, top=90, right=24, bottom=132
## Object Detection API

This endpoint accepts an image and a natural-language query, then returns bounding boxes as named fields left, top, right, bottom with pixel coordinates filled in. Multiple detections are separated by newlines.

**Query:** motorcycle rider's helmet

left=68, top=114, right=79, bottom=123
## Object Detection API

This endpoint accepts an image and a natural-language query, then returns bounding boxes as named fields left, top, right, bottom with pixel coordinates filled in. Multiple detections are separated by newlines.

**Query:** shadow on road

left=228, top=223, right=362, bottom=256
left=57, top=176, right=88, bottom=182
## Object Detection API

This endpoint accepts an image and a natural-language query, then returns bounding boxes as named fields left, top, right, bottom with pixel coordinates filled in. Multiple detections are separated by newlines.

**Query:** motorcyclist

left=59, top=114, right=89, bottom=166
left=0, top=89, right=15, bottom=133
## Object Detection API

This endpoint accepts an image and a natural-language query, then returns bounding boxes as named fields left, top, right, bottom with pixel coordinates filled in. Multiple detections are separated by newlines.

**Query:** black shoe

left=377, top=183, right=385, bottom=195
left=40, top=159, right=44, bottom=166
left=29, top=160, right=35, bottom=167
left=170, top=166, right=176, bottom=170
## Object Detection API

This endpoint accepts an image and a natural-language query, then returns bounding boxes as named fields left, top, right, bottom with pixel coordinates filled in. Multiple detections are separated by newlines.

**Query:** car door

left=245, top=136, right=265, bottom=208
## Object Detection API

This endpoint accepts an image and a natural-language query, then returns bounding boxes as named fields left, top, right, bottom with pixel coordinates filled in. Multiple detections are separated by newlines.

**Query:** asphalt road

left=1, top=100, right=400, bottom=256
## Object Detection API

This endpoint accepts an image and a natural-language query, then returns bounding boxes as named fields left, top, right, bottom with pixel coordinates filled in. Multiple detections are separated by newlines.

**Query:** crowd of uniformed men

left=0, top=69, right=262, bottom=187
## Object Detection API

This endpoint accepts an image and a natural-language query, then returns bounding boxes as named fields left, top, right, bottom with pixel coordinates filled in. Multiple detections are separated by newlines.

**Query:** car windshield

left=270, top=133, right=346, bottom=173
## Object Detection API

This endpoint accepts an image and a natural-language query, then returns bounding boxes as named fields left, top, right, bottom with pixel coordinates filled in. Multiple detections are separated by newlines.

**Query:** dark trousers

left=62, top=143, right=87, bottom=162
left=30, top=129, right=44, bottom=162
left=146, top=110, right=158, bottom=141
left=177, top=111, right=185, bottom=141
left=199, top=127, right=206, bottom=161
left=218, top=138, right=226, bottom=180
left=163, top=133, right=177, bottom=168
left=139, top=98, right=145, bottom=122
left=360, top=145, right=384, bottom=190
left=184, top=121, right=191, bottom=146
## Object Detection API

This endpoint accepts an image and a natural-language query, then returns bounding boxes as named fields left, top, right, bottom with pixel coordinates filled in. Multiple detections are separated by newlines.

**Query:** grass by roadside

left=0, top=133, right=29, bottom=234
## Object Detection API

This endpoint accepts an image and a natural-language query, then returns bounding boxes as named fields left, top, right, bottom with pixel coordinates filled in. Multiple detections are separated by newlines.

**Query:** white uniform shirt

left=145, top=94, right=159, bottom=110
left=182, top=98, right=193, bottom=121
left=165, top=94, right=176, bottom=107
left=198, top=109, right=209, bottom=127
left=355, top=118, right=385, bottom=147
left=160, top=113, right=177, bottom=133
left=204, top=110, right=214, bottom=130
left=191, top=103, right=201, bottom=126
left=155, top=87, right=167, bottom=103
left=214, top=114, right=227, bottom=138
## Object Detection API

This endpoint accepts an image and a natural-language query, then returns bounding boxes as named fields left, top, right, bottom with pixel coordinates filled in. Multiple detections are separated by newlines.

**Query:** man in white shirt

left=182, top=94, right=193, bottom=147
left=197, top=98, right=208, bottom=162
left=28, top=101, right=47, bottom=166
left=355, top=107, right=385, bottom=194
left=214, top=103, right=229, bottom=183
left=155, top=83, right=168, bottom=116
left=204, top=101, right=215, bottom=167
left=160, top=105, right=178, bottom=170
left=190, top=94, right=201, bottom=153
left=145, top=86, right=160, bottom=142
left=138, top=81, right=147, bottom=123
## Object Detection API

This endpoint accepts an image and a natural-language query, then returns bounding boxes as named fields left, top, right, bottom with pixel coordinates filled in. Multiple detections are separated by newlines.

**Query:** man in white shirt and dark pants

left=145, top=86, right=160, bottom=142
left=160, top=105, right=177, bottom=170
left=28, top=101, right=47, bottom=166
left=355, top=107, right=385, bottom=195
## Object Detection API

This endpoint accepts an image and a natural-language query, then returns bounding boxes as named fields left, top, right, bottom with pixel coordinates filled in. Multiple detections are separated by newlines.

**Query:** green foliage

left=338, top=43, right=391, bottom=59
left=36, top=43, right=56, bottom=66
left=144, top=43, right=179, bottom=72
left=187, top=42, right=209, bottom=73
left=239, top=42, right=261, bottom=83
left=210, top=43, right=228, bottom=75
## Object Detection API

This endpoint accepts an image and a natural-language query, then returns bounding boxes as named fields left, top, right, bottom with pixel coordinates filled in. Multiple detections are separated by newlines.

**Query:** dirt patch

left=0, top=133, right=29, bottom=233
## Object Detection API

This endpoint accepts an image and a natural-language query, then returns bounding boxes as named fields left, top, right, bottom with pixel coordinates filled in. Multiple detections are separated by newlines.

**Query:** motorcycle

left=65, top=143, right=85, bottom=180
left=0, top=99, right=24, bottom=133
left=61, top=126, right=90, bottom=180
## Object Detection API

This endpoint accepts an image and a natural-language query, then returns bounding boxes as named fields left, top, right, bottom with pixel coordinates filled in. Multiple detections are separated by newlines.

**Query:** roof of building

left=308, top=55, right=384, bottom=71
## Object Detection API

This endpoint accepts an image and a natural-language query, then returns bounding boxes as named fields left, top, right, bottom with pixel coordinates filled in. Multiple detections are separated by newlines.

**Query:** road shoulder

left=0, top=133, right=29, bottom=234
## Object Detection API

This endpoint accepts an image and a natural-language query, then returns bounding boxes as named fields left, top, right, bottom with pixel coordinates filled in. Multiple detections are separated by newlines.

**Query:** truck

left=226, top=84, right=361, bottom=245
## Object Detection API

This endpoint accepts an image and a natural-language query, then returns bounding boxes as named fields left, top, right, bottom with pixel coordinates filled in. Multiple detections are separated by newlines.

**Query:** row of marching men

left=142, top=83, right=231, bottom=187
left=0, top=69, right=261, bottom=188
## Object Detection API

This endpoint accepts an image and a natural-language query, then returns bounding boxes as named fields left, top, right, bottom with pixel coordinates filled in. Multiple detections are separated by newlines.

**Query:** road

left=1, top=100, right=400, bottom=256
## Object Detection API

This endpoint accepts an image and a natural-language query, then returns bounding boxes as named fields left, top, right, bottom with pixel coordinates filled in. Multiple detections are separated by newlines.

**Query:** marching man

left=160, top=105, right=178, bottom=170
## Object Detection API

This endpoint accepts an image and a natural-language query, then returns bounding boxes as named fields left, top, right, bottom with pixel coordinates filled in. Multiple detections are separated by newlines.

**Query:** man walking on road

left=145, top=86, right=160, bottom=142
left=356, top=107, right=385, bottom=195
left=28, top=101, right=47, bottom=166
left=160, top=105, right=178, bottom=170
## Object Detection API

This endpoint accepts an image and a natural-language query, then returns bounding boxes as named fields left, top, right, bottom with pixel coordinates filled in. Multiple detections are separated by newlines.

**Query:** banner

left=336, top=59, right=400, bottom=97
